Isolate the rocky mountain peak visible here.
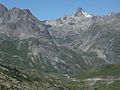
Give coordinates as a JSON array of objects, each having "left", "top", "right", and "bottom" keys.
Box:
[
  {"left": 9, "top": 7, "right": 32, "bottom": 17},
  {"left": 23, "top": 9, "right": 32, "bottom": 15},
  {"left": 75, "top": 7, "right": 83, "bottom": 12},
  {"left": 74, "top": 7, "right": 84, "bottom": 16},
  {"left": 0, "top": 3, "right": 7, "bottom": 10},
  {"left": 0, "top": 3, "right": 8, "bottom": 17},
  {"left": 74, "top": 7, "right": 93, "bottom": 18},
  {"left": 10, "top": 7, "right": 22, "bottom": 14}
]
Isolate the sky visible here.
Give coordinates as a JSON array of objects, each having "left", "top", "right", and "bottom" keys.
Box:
[{"left": 0, "top": 0, "right": 120, "bottom": 20}]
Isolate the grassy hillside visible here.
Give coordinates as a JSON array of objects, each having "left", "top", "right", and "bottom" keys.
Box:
[
  {"left": 94, "top": 80, "right": 120, "bottom": 90},
  {"left": 0, "top": 63, "right": 83, "bottom": 90},
  {"left": 75, "top": 64, "right": 120, "bottom": 79}
]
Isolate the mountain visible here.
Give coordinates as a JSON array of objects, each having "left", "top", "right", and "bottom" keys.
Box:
[
  {"left": 45, "top": 7, "right": 120, "bottom": 70},
  {"left": 0, "top": 3, "right": 120, "bottom": 90},
  {"left": 0, "top": 3, "right": 120, "bottom": 75}
]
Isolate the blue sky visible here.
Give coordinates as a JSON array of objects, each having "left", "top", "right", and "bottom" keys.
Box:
[{"left": 0, "top": 0, "right": 120, "bottom": 20}]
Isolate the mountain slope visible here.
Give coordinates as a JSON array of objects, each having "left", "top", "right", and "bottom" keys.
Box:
[
  {"left": 0, "top": 63, "right": 77, "bottom": 90},
  {"left": 47, "top": 11, "right": 120, "bottom": 64}
]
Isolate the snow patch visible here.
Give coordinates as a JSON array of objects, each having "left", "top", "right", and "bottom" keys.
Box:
[{"left": 82, "top": 11, "right": 93, "bottom": 18}]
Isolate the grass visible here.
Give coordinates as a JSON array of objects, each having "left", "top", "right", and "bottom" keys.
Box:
[
  {"left": 94, "top": 80, "right": 120, "bottom": 90},
  {"left": 74, "top": 64, "right": 120, "bottom": 79}
]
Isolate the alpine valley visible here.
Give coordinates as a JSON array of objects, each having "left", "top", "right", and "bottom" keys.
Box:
[{"left": 0, "top": 3, "right": 120, "bottom": 90}]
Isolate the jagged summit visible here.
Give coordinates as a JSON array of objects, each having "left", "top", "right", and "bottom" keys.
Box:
[
  {"left": 0, "top": 3, "right": 8, "bottom": 17},
  {"left": 45, "top": 7, "right": 93, "bottom": 26},
  {"left": 0, "top": 3, "right": 47, "bottom": 39},
  {"left": 0, "top": 3, "right": 7, "bottom": 10},
  {"left": 23, "top": 9, "right": 32, "bottom": 15},
  {"left": 9, "top": 7, "right": 33, "bottom": 17},
  {"left": 0, "top": 3, "right": 33, "bottom": 18},
  {"left": 74, "top": 7, "right": 84, "bottom": 14},
  {"left": 74, "top": 7, "right": 93, "bottom": 18}
]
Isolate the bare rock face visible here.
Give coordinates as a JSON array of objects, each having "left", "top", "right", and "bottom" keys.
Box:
[
  {"left": 0, "top": 4, "right": 49, "bottom": 39},
  {"left": 74, "top": 7, "right": 85, "bottom": 17},
  {"left": 0, "top": 4, "right": 8, "bottom": 17}
]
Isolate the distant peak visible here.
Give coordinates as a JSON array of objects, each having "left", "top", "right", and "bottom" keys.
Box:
[{"left": 74, "top": 7, "right": 93, "bottom": 18}]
